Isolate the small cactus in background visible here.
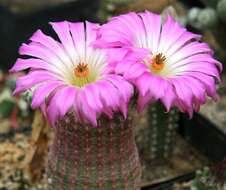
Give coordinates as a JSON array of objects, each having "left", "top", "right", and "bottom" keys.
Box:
[
  {"left": 191, "top": 168, "right": 226, "bottom": 190},
  {"left": 191, "top": 168, "right": 217, "bottom": 190},
  {"left": 187, "top": 7, "right": 217, "bottom": 30},
  {"left": 190, "top": 158, "right": 226, "bottom": 190},
  {"left": 147, "top": 103, "right": 179, "bottom": 160},
  {"left": 185, "top": 0, "right": 226, "bottom": 63},
  {"left": 141, "top": 7, "right": 181, "bottom": 161},
  {"left": 197, "top": 8, "right": 217, "bottom": 29},
  {"left": 217, "top": 0, "right": 226, "bottom": 22},
  {"left": 187, "top": 0, "right": 226, "bottom": 26}
]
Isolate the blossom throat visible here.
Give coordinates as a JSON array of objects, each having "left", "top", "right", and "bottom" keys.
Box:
[
  {"left": 71, "top": 63, "right": 97, "bottom": 88},
  {"left": 74, "top": 63, "right": 89, "bottom": 78},
  {"left": 151, "top": 53, "right": 166, "bottom": 73}
]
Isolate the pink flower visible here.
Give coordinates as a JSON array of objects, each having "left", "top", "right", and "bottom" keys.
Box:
[
  {"left": 10, "top": 21, "right": 134, "bottom": 127},
  {"left": 96, "top": 11, "right": 222, "bottom": 117}
]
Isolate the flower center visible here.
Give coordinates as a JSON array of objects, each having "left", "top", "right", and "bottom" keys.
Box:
[
  {"left": 151, "top": 53, "right": 166, "bottom": 73},
  {"left": 74, "top": 63, "right": 89, "bottom": 78},
  {"left": 71, "top": 63, "right": 97, "bottom": 88}
]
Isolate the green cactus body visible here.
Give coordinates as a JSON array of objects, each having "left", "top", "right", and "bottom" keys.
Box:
[
  {"left": 217, "top": 0, "right": 226, "bottom": 22},
  {"left": 191, "top": 168, "right": 226, "bottom": 190},
  {"left": 147, "top": 103, "right": 179, "bottom": 160},
  {"left": 47, "top": 113, "right": 141, "bottom": 190},
  {"left": 188, "top": 8, "right": 217, "bottom": 30}
]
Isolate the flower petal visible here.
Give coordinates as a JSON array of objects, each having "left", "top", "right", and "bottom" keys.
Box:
[
  {"left": 139, "top": 11, "right": 162, "bottom": 53},
  {"left": 50, "top": 21, "right": 78, "bottom": 62},
  {"left": 31, "top": 81, "right": 64, "bottom": 109},
  {"left": 13, "top": 71, "right": 60, "bottom": 94}
]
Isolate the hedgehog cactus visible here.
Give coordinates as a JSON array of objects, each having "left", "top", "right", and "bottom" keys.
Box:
[
  {"left": 10, "top": 21, "right": 141, "bottom": 189},
  {"left": 217, "top": 0, "right": 226, "bottom": 22},
  {"left": 147, "top": 104, "right": 179, "bottom": 160},
  {"left": 10, "top": 10, "right": 221, "bottom": 190},
  {"left": 47, "top": 114, "right": 141, "bottom": 190}
]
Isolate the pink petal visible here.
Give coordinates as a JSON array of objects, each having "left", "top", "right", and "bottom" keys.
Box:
[
  {"left": 124, "top": 62, "right": 148, "bottom": 80},
  {"left": 176, "top": 62, "right": 220, "bottom": 81},
  {"left": 166, "top": 31, "right": 201, "bottom": 57},
  {"left": 46, "top": 86, "right": 78, "bottom": 127},
  {"left": 69, "top": 22, "right": 86, "bottom": 61},
  {"left": 115, "top": 60, "right": 134, "bottom": 75},
  {"left": 182, "top": 72, "right": 218, "bottom": 101},
  {"left": 135, "top": 72, "right": 152, "bottom": 96},
  {"left": 79, "top": 90, "right": 98, "bottom": 126},
  {"left": 139, "top": 11, "right": 161, "bottom": 52},
  {"left": 83, "top": 84, "right": 103, "bottom": 112},
  {"left": 95, "top": 80, "right": 118, "bottom": 109},
  {"left": 31, "top": 81, "right": 64, "bottom": 109},
  {"left": 160, "top": 82, "right": 177, "bottom": 111},
  {"left": 30, "top": 29, "right": 72, "bottom": 65},
  {"left": 180, "top": 76, "right": 206, "bottom": 105},
  {"left": 137, "top": 94, "right": 153, "bottom": 112},
  {"left": 170, "top": 78, "right": 194, "bottom": 113},
  {"left": 107, "top": 48, "right": 129, "bottom": 66},
  {"left": 9, "top": 58, "right": 61, "bottom": 75},
  {"left": 85, "top": 21, "right": 100, "bottom": 45},
  {"left": 19, "top": 42, "right": 70, "bottom": 73},
  {"left": 168, "top": 42, "right": 213, "bottom": 65},
  {"left": 50, "top": 21, "right": 77, "bottom": 61},
  {"left": 13, "top": 71, "right": 59, "bottom": 94},
  {"left": 106, "top": 75, "right": 134, "bottom": 103},
  {"left": 97, "top": 12, "right": 145, "bottom": 47}
]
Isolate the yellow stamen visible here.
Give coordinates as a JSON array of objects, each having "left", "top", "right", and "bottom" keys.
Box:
[
  {"left": 74, "top": 63, "right": 89, "bottom": 78},
  {"left": 151, "top": 53, "right": 166, "bottom": 73}
]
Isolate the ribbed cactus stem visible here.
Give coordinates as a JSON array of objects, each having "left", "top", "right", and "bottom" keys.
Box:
[
  {"left": 47, "top": 113, "right": 141, "bottom": 190},
  {"left": 217, "top": 0, "right": 226, "bottom": 22},
  {"left": 148, "top": 103, "right": 179, "bottom": 160}
]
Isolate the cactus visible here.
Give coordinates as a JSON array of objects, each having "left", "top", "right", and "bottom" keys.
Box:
[
  {"left": 187, "top": 7, "right": 217, "bottom": 30},
  {"left": 47, "top": 113, "right": 141, "bottom": 190},
  {"left": 186, "top": 3, "right": 226, "bottom": 63},
  {"left": 198, "top": 8, "right": 217, "bottom": 29},
  {"left": 146, "top": 103, "right": 179, "bottom": 160},
  {"left": 135, "top": 7, "right": 181, "bottom": 161},
  {"left": 191, "top": 167, "right": 226, "bottom": 190},
  {"left": 186, "top": 0, "right": 226, "bottom": 53},
  {"left": 190, "top": 158, "right": 226, "bottom": 190},
  {"left": 217, "top": 0, "right": 226, "bottom": 22}
]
